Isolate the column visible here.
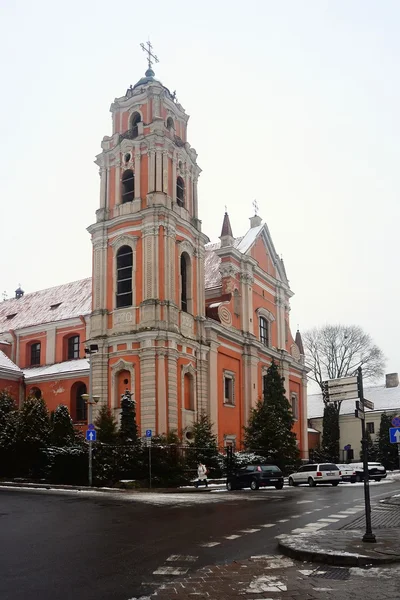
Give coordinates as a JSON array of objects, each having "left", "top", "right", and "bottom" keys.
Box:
[
  {"left": 134, "top": 147, "right": 141, "bottom": 199},
  {"left": 185, "top": 167, "right": 190, "bottom": 212},
  {"left": 157, "top": 350, "right": 167, "bottom": 434},
  {"left": 46, "top": 327, "right": 56, "bottom": 364},
  {"left": 140, "top": 347, "right": 157, "bottom": 434},
  {"left": 208, "top": 340, "right": 219, "bottom": 437},
  {"left": 162, "top": 151, "right": 168, "bottom": 194},
  {"left": 243, "top": 347, "right": 259, "bottom": 423},
  {"left": 156, "top": 150, "right": 162, "bottom": 191},
  {"left": 115, "top": 164, "right": 121, "bottom": 205},
  {"left": 142, "top": 224, "right": 158, "bottom": 299},
  {"left": 172, "top": 155, "right": 177, "bottom": 202},
  {"left": 164, "top": 225, "right": 176, "bottom": 302},
  {"left": 99, "top": 167, "right": 107, "bottom": 208},
  {"left": 148, "top": 149, "right": 155, "bottom": 193},
  {"left": 168, "top": 347, "right": 178, "bottom": 431},
  {"left": 193, "top": 175, "right": 198, "bottom": 218}
]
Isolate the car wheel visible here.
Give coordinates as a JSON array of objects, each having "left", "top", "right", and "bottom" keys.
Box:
[
  {"left": 331, "top": 481, "right": 339, "bottom": 486},
  {"left": 288, "top": 477, "right": 294, "bottom": 486},
  {"left": 374, "top": 478, "right": 380, "bottom": 482},
  {"left": 308, "top": 477, "right": 316, "bottom": 487},
  {"left": 226, "top": 481, "right": 234, "bottom": 491},
  {"left": 250, "top": 479, "right": 259, "bottom": 491},
  {"left": 275, "top": 483, "right": 284, "bottom": 490},
  {"left": 355, "top": 473, "right": 362, "bottom": 483}
]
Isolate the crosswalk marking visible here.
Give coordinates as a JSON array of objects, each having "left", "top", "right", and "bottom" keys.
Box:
[
  {"left": 318, "top": 518, "right": 339, "bottom": 523},
  {"left": 225, "top": 534, "right": 241, "bottom": 540},
  {"left": 166, "top": 555, "right": 198, "bottom": 562},
  {"left": 239, "top": 528, "right": 261, "bottom": 533},
  {"left": 200, "top": 542, "right": 220, "bottom": 547},
  {"left": 277, "top": 519, "right": 289, "bottom": 523},
  {"left": 153, "top": 566, "right": 189, "bottom": 575},
  {"left": 260, "top": 523, "right": 276, "bottom": 528}
]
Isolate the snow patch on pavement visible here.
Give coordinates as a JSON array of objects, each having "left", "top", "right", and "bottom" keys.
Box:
[{"left": 246, "top": 574, "right": 287, "bottom": 593}]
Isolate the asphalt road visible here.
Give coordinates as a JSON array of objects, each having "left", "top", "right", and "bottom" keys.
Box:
[{"left": 1, "top": 479, "right": 399, "bottom": 600}]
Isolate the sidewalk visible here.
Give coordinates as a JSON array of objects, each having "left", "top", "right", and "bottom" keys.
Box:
[
  {"left": 0, "top": 480, "right": 224, "bottom": 494},
  {"left": 142, "top": 554, "right": 400, "bottom": 600}
]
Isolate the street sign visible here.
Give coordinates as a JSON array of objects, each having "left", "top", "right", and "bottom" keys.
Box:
[
  {"left": 325, "top": 376, "right": 358, "bottom": 388},
  {"left": 322, "top": 376, "right": 359, "bottom": 403},
  {"left": 362, "top": 398, "right": 375, "bottom": 411},
  {"left": 355, "top": 409, "right": 365, "bottom": 420},
  {"left": 145, "top": 429, "right": 152, "bottom": 438},
  {"left": 325, "top": 390, "right": 359, "bottom": 402},
  {"left": 344, "top": 444, "right": 352, "bottom": 451},
  {"left": 392, "top": 417, "right": 400, "bottom": 427},
  {"left": 389, "top": 428, "right": 400, "bottom": 444},
  {"left": 86, "top": 429, "right": 97, "bottom": 442},
  {"left": 146, "top": 437, "right": 152, "bottom": 447},
  {"left": 88, "top": 423, "right": 95, "bottom": 430}
]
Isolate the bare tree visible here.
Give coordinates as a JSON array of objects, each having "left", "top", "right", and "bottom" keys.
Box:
[{"left": 304, "top": 324, "right": 385, "bottom": 398}]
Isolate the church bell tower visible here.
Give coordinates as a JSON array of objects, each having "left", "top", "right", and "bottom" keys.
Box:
[{"left": 88, "top": 43, "right": 210, "bottom": 436}]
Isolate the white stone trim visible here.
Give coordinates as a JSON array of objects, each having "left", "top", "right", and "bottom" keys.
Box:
[
  {"left": 255, "top": 307, "right": 276, "bottom": 322},
  {"left": 110, "top": 359, "right": 135, "bottom": 411},
  {"left": 223, "top": 369, "right": 235, "bottom": 406}
]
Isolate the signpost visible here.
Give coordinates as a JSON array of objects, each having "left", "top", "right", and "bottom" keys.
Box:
[
  {"left": 86, "top": 429, "right": 97, "bottom": 442},
  {"left": 389, "top": 424, "right": 400, "bottom": 470},
  {"left": 323, "top": 367, "right": 376, "bottom": 543},
  {"left": 146, "top": 429, "right": 152, "bottom": 488}
]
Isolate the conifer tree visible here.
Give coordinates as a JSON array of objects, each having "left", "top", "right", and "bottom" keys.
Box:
[
  {"left": 0, "top": 390, "right": 17, "bottom": 430},
  {"left": 50, "top": 405, "right": 76, "bottom": 447},
  {"left": 322, "top": 403, "right": 340, "bottom": 462},
  {"left": 95, "top": 404, "right": 118, "bottom": 444},
  {"left": 244, "top": 361, "right": 299, "bottom": 470},
  {"left": 0, "top": 391, "right": 18, "bottom": 476},
  {"left": 119, "top": 390, "right": 139, "bottom": 444},
  {"left": 376, "top": 412, "right": 398, "bottom": 470},
  {"left": 15, "top": 396, "right": 50, "bottom": 476},
  {"left": 188, "top": 412, "right": 220, "bottom": 475}
]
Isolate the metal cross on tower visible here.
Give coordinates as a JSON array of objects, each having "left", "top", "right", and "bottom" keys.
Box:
[
  {"left": 140, "top": 40, "right": 159, "bottom": 70},
  {"left": 252, "top": 199, "right": 259, "bottom": 215}
]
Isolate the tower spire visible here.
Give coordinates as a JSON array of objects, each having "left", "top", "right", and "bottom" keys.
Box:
[{"left": 220, "top": 211, "right": 234, "bottom": 247}]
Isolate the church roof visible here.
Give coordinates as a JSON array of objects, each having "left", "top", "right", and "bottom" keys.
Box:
[
  {"left": 0, "top": 350, "right": 23, "bottom": 376},
  {"left": 0, "top": 278, "right": 92, "bottom": 334},
  {"left": 23, "top": 358, "right": 89, "bottom": 381},
  {"left": 205, "top": 238, "right": 243, "bottom": 289}
]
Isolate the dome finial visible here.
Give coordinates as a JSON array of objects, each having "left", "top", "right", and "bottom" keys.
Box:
[{"left": 140, "top": 39, "right": 159, "bottom": 76}]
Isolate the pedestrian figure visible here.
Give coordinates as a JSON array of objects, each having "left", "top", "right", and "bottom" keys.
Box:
[{"left": 195, "top": 462, "right": 208, "bottom": 488}]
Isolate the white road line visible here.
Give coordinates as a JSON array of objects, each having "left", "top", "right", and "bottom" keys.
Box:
[
  {"left": 239, "top": 528, "right": 261, "bottom": 533},
  {"left": 277, "top": 519, "right": 289, "bottom": 523},
  {"left": 329, "top": 514, "right": 350, "bottom": 519},
  {"left": 304, "top": 523, "right": 328, "bottom": 529},
  {"left": 314, "top": 508, "right": 323, "bottom": 511},
  {"left": 291, "top": 528, "right": 310, "bottom": 533},
  {"left": 153, "top": 566, "right": 189, "bottom": 575},
  {"left": 296, "top": 500, "right": 314, "bottom": 504},
  {"left": 304, "top": 511, "right": 313, "bottom": 515},
  {"left": 225, "top": 534, "right": 241, "bottom": 540},
  {"left": 166, "top": 555, "right": 198, "bottom": 562},
  {"left": 323, "top": 505, "right": 331, "bottom": 509},
  {"left": 260, "top": 523, "right": 276, "bottom": 528},
  {"left": 318, "top": 518, "right": 340, "bottom": 523},
  {"left": 199, "top": 542, "right": 220, "bottom": 547},
  {"left": 290, "top": 514, "right": 301, "bottom": 518},
  {"left": 340, "top": 509, "right": 361, "bottom": 514}
]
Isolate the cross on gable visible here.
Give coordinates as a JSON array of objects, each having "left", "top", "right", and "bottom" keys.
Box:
[
  {"left": 140, "top": 40, "right": 159, "bottom": 70},
  {"left": 252, "top": 199, "right": 259, "bottom": 215}
]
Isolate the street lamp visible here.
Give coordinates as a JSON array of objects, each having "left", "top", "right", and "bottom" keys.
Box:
[{"left": 82, "top": 343, "right": 99, "bottom": 486}]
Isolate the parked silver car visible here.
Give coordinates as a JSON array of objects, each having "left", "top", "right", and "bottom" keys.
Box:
[{"left": 288, "top": 463, "right": 341, "bottom": 487}]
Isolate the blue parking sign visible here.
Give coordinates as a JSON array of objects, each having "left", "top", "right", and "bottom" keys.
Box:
[{"left": 146, "top": 429, "right": 152, "bottom": 438}]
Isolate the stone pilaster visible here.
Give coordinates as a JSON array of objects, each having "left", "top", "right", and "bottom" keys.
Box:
[
  {"left": 240, "top": 273, "right": 254, "bottom": 334},
  {"left": 115, "top": 164, "right": 121, "bottom": 205},
  {"left": 46, "top": 327, "right": 56, "bottom": 364},
  {"left": 162, "top": 151, "right": 168, "bottom": 194},
  {"left": 208, "top": 339, "right": 219, "bottom": 437},
  {"left": 99, "top": 167, "right": 107, "bottom": 208},
  {"left": 139, "top": 346, "right": 156, "bottom": 434},
  {"left": 196, "top": 346, "right": 209, "bottom": 415},
  {"left": 243, "top": 345, "right": 259, "bottom": 423},
  {"left": 164, "top": 224, "right": 176, "bottom": 302},
  {"left": 172, "top": 154, "right": 177, "bottom": 203},
  {"left": 134, "top": 147, "right": 141, "bottom": 199},
  {"left": 157, "top": 350, "right": 167, "bottom": 434},
  {"left": 301, "top": 376, "right": 309, "bottom": 456},
  {"left": 167, "top": 347, "right": 178, "bottom": 431},
  {"left": 91, "top": 349, "right": 109, "bottom": 420},
  {"left": 142, "top": 223, "right": 158, "bottom": 300},
  {"left": 156, "top": 150, "right": 162, "bottom": 191},
  {"left": 148, "top": 149, "right": 155, "bottom": 193}
]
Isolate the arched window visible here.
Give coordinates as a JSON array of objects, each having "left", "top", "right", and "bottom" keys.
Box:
[
  {"left": 116, "top": 245, "right": 133, "bottom": 308},
  {"left": 67, "top": 335, "right": 80, "bottom": 360},
  {"left": 30, "top": 342, "right": 41, "bottom": 366},
  {"left": 166, "top": 116, "right": 174, "bottom": 130},
  {"left": 130, "top": 112, "right": 141, "bottom": 138},
  {"left": 259, "top": 317, "right": 269, "bottom": 346},
  {"left": 121, "top": 170, "right": 135, "bottom": 203},
  {"left": 176, "top": 176, "right": 185, "bottom": 207},
  {"left": 30, "top": 386, "right": 42, "bottom": 400},
  {"left": 75, "top": 383, "right": 87, "bottom": 422},
  {"left": 180, "top": 252, "right": 192, "bottom": 313},
  {"left": 184, "top": 373, "right": 195, "bottom": 411}
]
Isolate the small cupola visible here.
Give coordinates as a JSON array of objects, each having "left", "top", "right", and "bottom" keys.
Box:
[{"left": 15, "top": 285, "right": 24, "bottom": 299}]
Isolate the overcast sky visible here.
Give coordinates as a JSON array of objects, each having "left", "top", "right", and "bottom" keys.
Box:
[{"left": 1, "top": 1, "right": 399, "bottom": 381}]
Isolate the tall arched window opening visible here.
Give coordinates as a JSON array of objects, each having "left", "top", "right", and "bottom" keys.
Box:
[
  {"left": 67, "top": 335, "right": 80, "bottom": 360},
  {"left": 116, "top": 246, "right": 133, "bottom": 308},
  {"left": 75, "top": 383, "right": 87, "bottom": 422},
  {"left": 121, "top": 170, "right": 135, "bottom": 203},
  {"left": 259, "top": 317, "right": 269, "bottom": 346},
  {"left": 166, "top": 116, "right": 174, "bottom": 130},
  {"left": 130, "top": 112, "right": 141, "bottom": 138},
  {"left": 176, "top": 176, "right": 185, "bottom": 207},
  {"left": 180, "top": 252, "right": 192, "bottom": 313},
  {"left": 30, "top": 342, "right": 41, "bottom": 366},
  {"left": 184, "top": 373, "right": 195, "bottom": 411}
]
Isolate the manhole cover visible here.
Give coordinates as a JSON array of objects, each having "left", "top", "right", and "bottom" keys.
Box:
[{"left": 312, "top": 567, "right": 350, "bottom": 580}]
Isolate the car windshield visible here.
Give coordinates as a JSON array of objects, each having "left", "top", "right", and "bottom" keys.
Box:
[
  {"left": 260, "top": 466, "right": 281, "bottom": 473},
  {"left": 319, "top": 464, "right": 339, "bottom": 471}
]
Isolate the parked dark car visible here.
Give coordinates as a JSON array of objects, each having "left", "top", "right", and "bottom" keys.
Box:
[
  {"left": 226, "top": 464, "right": 284, "bottom": 491},
  {"left": 352, "top": 462, "right": 387, "bottom": 482}
]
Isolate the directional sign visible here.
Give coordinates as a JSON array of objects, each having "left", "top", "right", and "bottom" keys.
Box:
[
  {"left": 362, "top": 398, "right": 375, "bottom": 411},
  {"left": 326, "top": 390, "right": 359, "bottom": 402},
  {"left": 390, "top": 428, "right": 400, "bottom": 444},
  {"left": 88, "top": 423, "right": 95, "bottom": 430},
  {"left": 86, "top": 429, "right": 97, "bottom": 442},
  {"left": 325, "top": 376, "right": 358, "bottom": 388},
  {"left": 392, "top": 417, "right": 400, "bottom": 427},
  {"left": 145, "top": 429, "right": 152, "bottom": 438},
  {"left": 146, "top": 437, "right": 152, "bottom": 447}
]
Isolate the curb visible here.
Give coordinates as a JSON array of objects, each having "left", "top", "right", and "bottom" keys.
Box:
[
  {"left": 278, "top": 539, "right": 400, "bottom": 567},
  {"left": 0, "top": 481, "right": 222, "bottom": 494}
]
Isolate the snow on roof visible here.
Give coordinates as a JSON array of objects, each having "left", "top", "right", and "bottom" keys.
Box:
[
  {"left": 236, "top": 224, "right": 263, "bottom": 254},
  {"left": 23, "top": 358, "right": 89, "bottom": 381},
  {"left": 308, "top": 427, "right": 320, "bottom": 434},
  {"left": 308, "top": 383, "right": 400, "bottom": 419},
  {"left": 0, "top": 350, "right": 23, "bottom": 375},
  {"left": 0, "top": 278, "right": 92, "bottom": 333}
]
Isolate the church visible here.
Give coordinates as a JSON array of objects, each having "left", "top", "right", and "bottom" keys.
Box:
[{"left": 0, "top": 47, "right": 308, "bottom": 452}]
